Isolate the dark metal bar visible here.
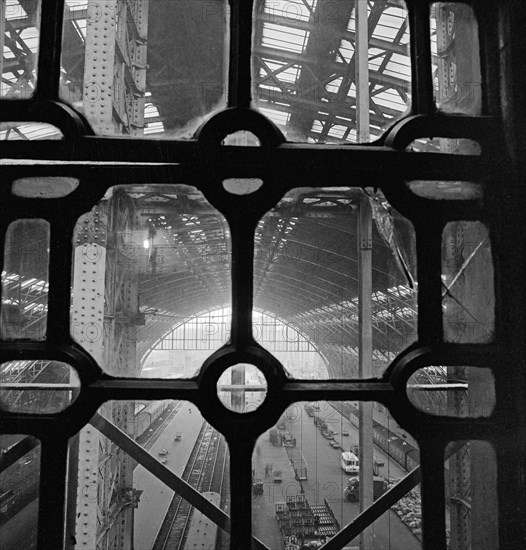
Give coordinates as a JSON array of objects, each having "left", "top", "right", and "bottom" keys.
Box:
[
  {"left": 0, "top": 435, "right": 40, "bottom": 473},
  {"left": 416, "top": 222, "right": 444, "bottom": 341},
  {"left": 228, "top": 436, "right": 255, "bottom": 549},
  {"left": 229, "top": 219, "right": 255, "bottom": 346},
  {"left": 0, "top": 144, "right": 491, "bottom": 186},
  {"left": 228, "top": 0, "right": 255, "bottom": 107},
  {"left": 409, "top": 0, "right": 434, "bottom": 113},
  {"left": 35, "top": 0, "right": 65, "bottom": 99},
  {"left": 421, "top": 446, "right": 447, "bottom": 550},
  {"left": 46, "top": 220, "right": 74, "bottom": 343},
  {"left": 37, "top": 436, "right": 68, "bottom": 550}
]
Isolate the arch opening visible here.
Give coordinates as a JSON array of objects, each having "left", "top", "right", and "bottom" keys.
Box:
[{"left": 140, "top": 307, "right": 330, "bottom": 379}]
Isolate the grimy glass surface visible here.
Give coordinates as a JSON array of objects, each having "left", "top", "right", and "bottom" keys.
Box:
[
  {"left": 70, "top": 400, "right": 229, "bottom": 550},
  {"left": 60, "top": 0, "right": 228, "bottom": 138},
  {"left": 0, "top": 435, "right": 40, "bottom": 550},
  {"left": 442, "top": 221, "right": 494, "bottom": 343},
  {"left": 1, "top": 219, "right": 49, "bottom": 341},
  {"left": 0, "top": 121, "right": 63, "bottom": 140},
  {"left": 406, "top": 138, "right": 482, "bottom": 200},
  {"left": 1, "top": 0, "right": 41, "bottom": 99},
  {"left": 0, "top": 360, "right": 80, "bottom": 414},
  {"left": 253, "top": 402, "right": 421, "bottom": 549},
  {"left": 217, "top": 364, "right": 267, "bottom": 413},
  {"left": 445, "top": 441, "right": 497, "bottom": 549},
  {"left": 252, "top": 0, "right": 411, "bottom": 143},
  {"left": 407, "top": 366, "right": 495, "bottom": 418},
  {"left": 431, "top": 3, "right": 481, "bottom": 115},
  {"left": 254, "top": 188, "right": 417, "bottom": 378},
  {"left": 11, "top": 176, "right": 79, "bottom": 198},
  {"left": 70, "top": 185, "right": 231, "bottom": 378}
]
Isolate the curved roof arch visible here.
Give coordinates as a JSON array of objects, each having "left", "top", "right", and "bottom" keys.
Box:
[{"left": 139, "top": 306, "right": 330, "bottom": 377}]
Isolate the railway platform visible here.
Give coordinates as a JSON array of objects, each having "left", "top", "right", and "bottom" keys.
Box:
[
  {"left": 252, "top": 431, "right": 304, "bottom": 550},
  {"left": 133, "top": 403, "right": 203, "bottom": 550},
  {"left": 183, "top": 492, "right": 221, "bottom": 550}
]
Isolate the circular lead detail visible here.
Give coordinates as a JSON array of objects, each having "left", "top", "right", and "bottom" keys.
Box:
[
  {"left": 196, "top": 107, "right": 286, "bottom": 150},
  {"left": 197, "top": 345, "right": 287, "bottom": 435},
  {"left": 217, "top": 364, "right": 268, "bottom": 413}
]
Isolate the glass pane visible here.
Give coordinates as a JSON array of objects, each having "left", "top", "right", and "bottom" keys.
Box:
[
  {"left": 0, "top": 122, "right": 62, "bottom": 140},
  {"left": 407, "top": 138, "right": 482, "bottom": 200},
  {"left": 1, "top": 1, "right": 41, "bottom": 99},
  {"left": 1, "top": 219, "right": 49, "bottom": 340},
  {"left": 442, "top": 222, "right": 494, "bottom": 343},
  {"left": 252, "top": 0, "right": 411, "bottom": 142},
  {"left": 0, "top": 360, "right": 80, "bottom": 413},
  {"left": 431, "top": 3, "right": 482, "bottom": 115},
  {"left": 222, "top": 177, "right": 264, "bottom": 196},
  {"left": 0, "top": 435, "right": 40, "bottom": 550},
  {"left": 69, "top": 400, "right": 229, "bottom": 550},
  {"left": 446, "top": 441, "right": 497, "bottom": 549},
  {"left": 61, "top": 0, "right": 228, "bottom": 137},
  {"left": 407, "top": 181, "right": 482, "bottom": 201},
  {"left": 407, "top": 138, "right": 481, "bottom": 155},
  {"left": 407, "top": 366, "right": 495, "bottom": 417},
  {"left": 253, "top": 402, "right": 421, "bottom": 548},
  {"left": 217, "top": 364, "right": 267, "bottom": 413},
  {"left": 11, "top": 176, "right": 79, "bottom": 198},
  {"left": 254, "top": 188, "right": 417, "bottom": 378},
  {"left": 71, "top": 185, "right": 231, "bottom": 377}
]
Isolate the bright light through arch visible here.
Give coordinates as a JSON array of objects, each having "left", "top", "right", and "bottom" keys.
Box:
[{"left": 140, "top": 307, "right": 329, "bottom": 379}]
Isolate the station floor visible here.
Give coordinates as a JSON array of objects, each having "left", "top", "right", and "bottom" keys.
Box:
[{"left": 252, "top": 402, "right": 421, "bottom": 550}]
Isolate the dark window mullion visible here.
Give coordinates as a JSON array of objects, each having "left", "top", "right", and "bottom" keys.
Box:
[
  {"left": 420, "top": 443, "right": 447, "bottom": 550},
  {"left": 35, "top": 0, "right": 65, "bottom": 100},
  {"left": 229, "top": 218, "right": 256, "bottom": 347},
  {"left": 408, "top": 0, "right": 435, "bottom": 114},
  {"left": 416, "top": 221, "right": 443, "bottom": 341},
  {"left": 37, "top": 435, "right": 69, "bottom": 550},
  {"left": 229, "top": 436, "right": 255, "bottom": 549},
  {"left": 47, "top": 219, "right": 74, "bottom": 343},
  {"left": 228, "top": 0, "right": 255, "bottom": 108}
]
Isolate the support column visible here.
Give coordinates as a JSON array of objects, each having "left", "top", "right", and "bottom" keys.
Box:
[
  {"left": 355, "top": 0, "right": 370, "bottom": 144},
  {"left": 356, "top": 2, "right": 374, "bottom": 548},
  {"left": 71, "top": 194, "right": 142, "bottom": 550},
  {"left": 69, "top": 3, "right": 149, "bottom": 547},
  {"left": 71, "top": 208, "right": 108, "bottom": 550},
  {"left": 358, "top": 195, "right": 374, "bottom": 550},
  {"left": 0, "top": 0, "right": 5, "bottom": 83},
  {"left": 83, "top": 0, "right": 118, "bottom": 134}
]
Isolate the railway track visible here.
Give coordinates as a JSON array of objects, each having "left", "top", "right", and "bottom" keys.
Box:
[{"left": 152, "top": 421, "right": 228, "bottom": 550}]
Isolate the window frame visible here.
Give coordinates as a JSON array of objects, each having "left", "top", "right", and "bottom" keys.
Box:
[{"left": 1, "top": 1, "right": 524, "bottom": 550}]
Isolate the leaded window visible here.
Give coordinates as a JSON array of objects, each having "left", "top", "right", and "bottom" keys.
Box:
[{"left": 1, "top": 1, "right": 524, "bottom": 550}]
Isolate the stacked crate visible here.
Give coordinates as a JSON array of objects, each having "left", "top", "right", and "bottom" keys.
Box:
[{"left": 275, "top": 495, "right": 339, "bottom": 540}]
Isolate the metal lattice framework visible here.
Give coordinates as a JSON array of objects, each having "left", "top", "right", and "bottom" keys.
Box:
[{"left": 252, "top": 0, "right": 411, "bottom": 142}]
